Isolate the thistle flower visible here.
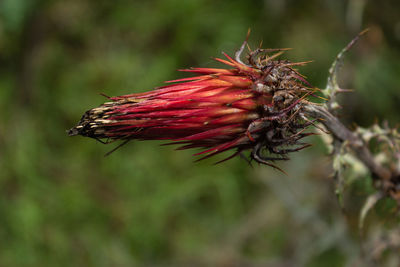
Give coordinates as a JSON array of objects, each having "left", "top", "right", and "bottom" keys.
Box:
[{"left": 69, "top": 40, "right": 316, "bottom": 170}]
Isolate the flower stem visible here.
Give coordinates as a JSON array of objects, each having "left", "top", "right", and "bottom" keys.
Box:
[{"left": 304, "top": 104, "right": 394, "bottom": 190}]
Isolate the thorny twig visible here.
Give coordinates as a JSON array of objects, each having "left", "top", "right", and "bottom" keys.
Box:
[
  {"left": 303, "top": 31, "right": 400, "bottom": 208},
  {"left": 304, "top": 105, "right": 392, "bottom": 181}
]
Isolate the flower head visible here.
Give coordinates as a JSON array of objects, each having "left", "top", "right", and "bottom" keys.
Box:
[{"left": 69, "top": 42, "right": 316, "bottom": 169}]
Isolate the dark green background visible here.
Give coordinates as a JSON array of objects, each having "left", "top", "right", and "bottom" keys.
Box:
[{"left": 1, "top": 0, "right": 399, "bottom": 266}]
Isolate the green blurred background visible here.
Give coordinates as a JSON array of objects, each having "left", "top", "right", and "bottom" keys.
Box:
[{"left": 0, "top": 0, "right": 399, "bottom": 266}]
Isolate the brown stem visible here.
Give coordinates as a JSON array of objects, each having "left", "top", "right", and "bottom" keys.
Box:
[{"left": 303, "top": 105, "right": 392, "bottom": 183}]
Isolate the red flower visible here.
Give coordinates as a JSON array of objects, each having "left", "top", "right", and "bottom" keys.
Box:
[{"left": 69, "top": 44, "right": 315, "bottom": 170}]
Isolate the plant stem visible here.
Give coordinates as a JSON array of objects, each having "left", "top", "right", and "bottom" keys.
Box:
[{"left": 304, "top": 104, "right": 392, "bottom": 184}]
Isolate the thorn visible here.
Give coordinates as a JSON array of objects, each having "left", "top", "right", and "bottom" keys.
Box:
[
  {"left": 235, "top": 29, "right": 252, "bottom": 66},
  {"left": 246, "top": 28, "right": 251, "bottom": 39},
  {"left": 213, "top": 150, "right": 241, "bottom": 165},
  {"left": 246, "top": 43, "right": 252, "bottom": 52},
  {"left": 239, "top": 152, "right": 253, "bottom": 168},
  {"left": 100, "top": 93, "right": 111, "bottom": 99},
  {"left": 263, "top": 48, "right": 292, "bottom": 52},
  {"left": 312, "top": 94, "right": 329, "bottom": 101},
  {"left": 104, "top": 139, "right": 130, "bottom": 157},
  {"left": 264, "top": 51, "right": 285, "bottom": 62},
  {"left": 345, "top": 28, "right": 370, "bottom": 52},
  {"left": 282, "top": 60, "right": 313, "bottom": 67}
]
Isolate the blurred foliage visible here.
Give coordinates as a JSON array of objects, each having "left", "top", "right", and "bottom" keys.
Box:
[{"left": 0, "top": 0, "right": 400, "bottom": 266}]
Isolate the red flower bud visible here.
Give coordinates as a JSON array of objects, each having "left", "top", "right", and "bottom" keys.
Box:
[{"left": 69, "top": 44, "right": 316, "bottom": 170}]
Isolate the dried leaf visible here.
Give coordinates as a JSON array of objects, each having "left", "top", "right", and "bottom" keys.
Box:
[{"left": 359, "top": 192, "right": 383, "bottom": 230}]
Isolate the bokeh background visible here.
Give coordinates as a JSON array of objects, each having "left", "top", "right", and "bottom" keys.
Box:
[{"left": 1, "top": 0, "right": 399, "bottom": 266}]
